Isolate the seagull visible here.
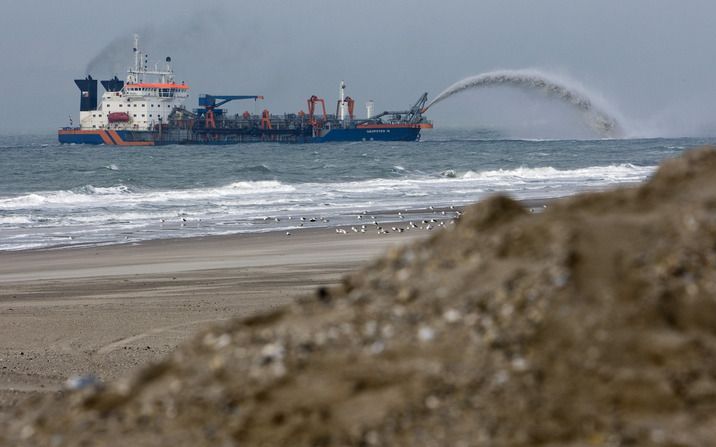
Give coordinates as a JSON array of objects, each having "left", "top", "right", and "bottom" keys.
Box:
[
  {"left": 286, "top": 231, "right": 291, "bottom": 236},
  {"left": 274, "top": 217, "right": 280, "bottom": 222}
]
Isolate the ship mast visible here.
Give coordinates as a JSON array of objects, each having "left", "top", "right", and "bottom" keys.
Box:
[{"left": 133, "top": 34, "right": 140, "bottom": 73}]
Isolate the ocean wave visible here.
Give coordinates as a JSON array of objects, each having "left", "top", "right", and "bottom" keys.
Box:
[
  {"left": 0, "top": 180, "right": 297, "bottom": 210},
  {"left": 0, "top": 215, "right": 33, "bottom": 225},
  {"left": 0, "top": 164, "right": 655, "bottom": 213},
  {"left": 461, "top": 164, "right": 653, "bottom": 181},
  {"left": 239, "top": 164, "right": 272, "bottom": 173}
]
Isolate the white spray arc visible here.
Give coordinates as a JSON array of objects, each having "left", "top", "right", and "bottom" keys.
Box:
[{"left": 425, "top": 69, "right": 623, "bottom": 138}]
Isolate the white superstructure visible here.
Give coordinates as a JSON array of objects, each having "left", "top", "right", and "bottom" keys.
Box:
[{"left": 79, "top": 35, "right": 189, "bottom": 131}]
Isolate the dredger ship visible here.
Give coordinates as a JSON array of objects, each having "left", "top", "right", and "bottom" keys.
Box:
[{"left": 58, "top": 36, "right": 432, "bottom": 145}]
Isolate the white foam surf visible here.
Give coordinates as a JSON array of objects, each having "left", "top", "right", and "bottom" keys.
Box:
[{"left": 0, "top": 164, "right": 656, "bottom": 250}]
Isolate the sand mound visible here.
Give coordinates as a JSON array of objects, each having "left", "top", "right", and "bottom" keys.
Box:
[{"left": 5, "top": 148, "right": 716, "bottom": 446}]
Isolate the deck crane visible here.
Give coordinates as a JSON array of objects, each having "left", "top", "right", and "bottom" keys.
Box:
[
  {"left": 307, "top": 95, "right": 327, "bottom": 127},
  {"left": 199, "top": 94, "right": 264, "bottom": 128}
]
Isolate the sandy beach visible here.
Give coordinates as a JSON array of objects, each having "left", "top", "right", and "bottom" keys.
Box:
[{"left": 0, "top": 227, "right": 422, "bottom": 410}]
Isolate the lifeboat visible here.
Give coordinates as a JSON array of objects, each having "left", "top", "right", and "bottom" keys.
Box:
[{"left": 107, "top": 112, "right": 130, "bottom": 123}]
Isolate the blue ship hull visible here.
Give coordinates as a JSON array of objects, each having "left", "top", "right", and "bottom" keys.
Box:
[
  {"left": 313, "top": 127, "right": 421, "bottom": 142},
  {"left": 58, "top": 126, "right": 424, "bottom": 145}
]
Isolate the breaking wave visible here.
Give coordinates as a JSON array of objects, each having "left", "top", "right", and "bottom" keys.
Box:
[{"left": 0, "top": 165, "right": 654, "bottom": 212}]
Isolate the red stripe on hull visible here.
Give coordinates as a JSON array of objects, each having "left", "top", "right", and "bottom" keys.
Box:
[{"left": 57, "top": 129, "right": 154, "bottom": 146}]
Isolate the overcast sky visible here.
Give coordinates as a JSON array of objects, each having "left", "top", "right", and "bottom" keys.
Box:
[{"left": 2, "top": 0, "right": 716, "bottom": 137}]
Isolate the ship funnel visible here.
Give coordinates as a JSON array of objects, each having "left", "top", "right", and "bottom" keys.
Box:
[
  {"left": 100, "top": 76, "right": 124, "bottom": 93},
  {"left": 74, "top": 75, "right": 98, "bottom": 111}
]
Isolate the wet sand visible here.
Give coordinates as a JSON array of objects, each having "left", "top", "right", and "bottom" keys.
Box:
[{"left": 0, "top": 227, "right": 422, "bottom": 410}]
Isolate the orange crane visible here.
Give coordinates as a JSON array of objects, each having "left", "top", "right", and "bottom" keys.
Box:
[{"left": 307, "top": 95, "right": 327, "bottom": 127}]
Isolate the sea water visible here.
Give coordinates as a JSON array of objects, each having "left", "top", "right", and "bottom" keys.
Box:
[{"left": 0, "top": 130, "right": 707, "bottom": 251}]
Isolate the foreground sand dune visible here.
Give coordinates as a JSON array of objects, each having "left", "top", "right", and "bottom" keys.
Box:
[{"left": 4, "top": 148, "right": 716, "bottom": 446}]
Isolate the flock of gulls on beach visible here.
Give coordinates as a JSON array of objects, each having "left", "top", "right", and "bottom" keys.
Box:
[
  {"left": 277, "top": 206, "right": 464, "bottom": 237},
  {"left": 151, "top": 206, "right": 464, "bottom": 238},
  {"left": 151, "top": 204, "right": 547, "bottom": 240}
]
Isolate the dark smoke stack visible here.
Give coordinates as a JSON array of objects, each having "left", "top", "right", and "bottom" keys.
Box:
[
  {"left": 74, "top": 75, "right": 98, "bottom": 111},
  {"left": 101, "top": 76, "right": 124, "bottom": 92}
]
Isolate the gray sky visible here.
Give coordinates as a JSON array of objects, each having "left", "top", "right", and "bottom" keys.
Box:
[{"left": 2, "top": 0, "right": 716, "bottom": 137}]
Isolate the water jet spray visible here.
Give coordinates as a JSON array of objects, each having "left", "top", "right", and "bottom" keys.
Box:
[{"left": 424, "top": 69, "right": 623, "bottom": 138}]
